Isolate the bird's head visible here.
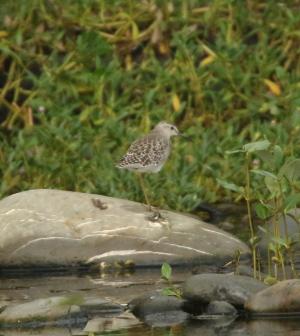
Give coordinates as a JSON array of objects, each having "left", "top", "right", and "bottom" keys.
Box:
[{"left": 154, "top": 121, "right": 181, "bottom": 138}]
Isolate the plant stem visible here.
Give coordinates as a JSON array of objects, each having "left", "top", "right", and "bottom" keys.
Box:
[
  {"left": 267, "top": 246, "right": 271, "bottom": 277},
  {"left": 282, "top": 213, "right": 297, "bottom": 278},
  {"left": 245, "top": 152, "right": 257, "bottom": 279}
]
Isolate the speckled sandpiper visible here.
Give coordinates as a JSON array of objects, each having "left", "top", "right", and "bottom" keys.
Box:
[{"left": 116, "top": 121, "right": 182, "bottom": 211}]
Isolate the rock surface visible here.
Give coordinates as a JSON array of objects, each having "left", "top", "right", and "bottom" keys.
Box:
[
  {"left": 0, "top": 294, "right": 123, "bottom": 325},
  {"left": 245, "top": 279, "right": 300, "bottom": 314},
  {"left": 0, "top": 296, "right": 79, "bottom": 323},
  {"left": 205, "top": 300, "right": 237, "bottom": 316},
  {"left": 83, "top": 312, "right": 139, "bottom": 333},
  {"left": 185, "top": 318, "right": 300, "bottom": 336},
  {"left": 182, "top": 273, "right": 266, "bottom": 307},
  {"left": 0, "top": 189, "right": 250, "bottom": 267},
  {"left": 128, "top": 291, "right": 189, "bottom": 326},
  {"left": 128, "top": 291, "right": 184, "bottom": 317}
]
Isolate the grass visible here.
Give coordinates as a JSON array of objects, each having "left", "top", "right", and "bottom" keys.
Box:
[{"left": 1, "top": 0, "right": 300, "bottom": 213}]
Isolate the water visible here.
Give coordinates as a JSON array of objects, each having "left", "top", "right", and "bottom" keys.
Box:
[{"left": 1, "top": 269, "right": 300, "bottom": 335}]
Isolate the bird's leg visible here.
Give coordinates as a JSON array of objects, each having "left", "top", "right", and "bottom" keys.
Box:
[
  {"left": 137, "top": 173, "right": 152, "bottom": 211},
  {"left": 136, "top": 174, "right": 169, "bottom": 228}
]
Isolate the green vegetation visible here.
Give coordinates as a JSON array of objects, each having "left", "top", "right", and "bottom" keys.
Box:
[
  {"left": 222, "top": 141, "right": 300, "bottom": 281},
  {"left": 1, "top": 0, "right": 300, "bottom": 215},
  {"left": 161, "top": 262, "right": 181, "bottom": 297}
]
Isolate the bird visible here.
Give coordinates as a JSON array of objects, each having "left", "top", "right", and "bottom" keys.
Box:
[{"left": 116, "top": 121, "right": 181, "bottom": 211}]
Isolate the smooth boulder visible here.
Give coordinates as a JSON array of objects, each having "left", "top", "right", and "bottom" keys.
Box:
[
  {"left": 128, "top": 291, "right": 189, "bottom": 327},
  {"left": 0, "top": 296, "right": 79, "bottom": 324},
  {"left": 183, "top": 273, "right": 266, "bottom": 307},
  {"left": 245, "top": 279, "right": 300, "bottom": 314},
  {"left": 0, "top": 295, "right": 123, "bottom": 326},
  {"left": 205, "top": 300, "right": 237, "bottom": 316},
  {"left": 0, "top": 189, "right": 250, "bottom": 268}
]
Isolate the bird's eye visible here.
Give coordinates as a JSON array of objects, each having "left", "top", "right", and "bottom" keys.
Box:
[{"left": 171, "top": 126, "right": 175, "bottom": 130}]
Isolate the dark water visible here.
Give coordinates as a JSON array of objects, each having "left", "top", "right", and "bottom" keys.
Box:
[{"left": 1, "top": 269, "right": 300, "bottom": 336}]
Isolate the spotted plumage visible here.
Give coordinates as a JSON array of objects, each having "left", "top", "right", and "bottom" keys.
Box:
[{"left": 116, "top": 121, "right": 180, "bottom": 173}]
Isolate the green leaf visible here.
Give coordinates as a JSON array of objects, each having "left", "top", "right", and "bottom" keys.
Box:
[
  {"left": 256, "top": 150, "right": 274, "bottom": 166},
  {"left": 225, "top": 149, "right": 245, "bottom": 155},
  {"left": 284, "top": 194, "right": 300, "bottom": 212},
  {"left": 264, "top": 175, "right": 280, "bottom": 196},
  {"left": 80, "top": 107, "right": 94, "bottom": 122},
  {"left": 255, "top": 203, "right": 272, "bottom": 219},
  {"left": 279, "top": 159, "right": 300, "bottom": 182},
  {"left": 271, "top": 236, "right": 288, "bottom": 249},
  {"left": 162, "top": 287, "right": 182, "bottom": 298},
  {"left": 251, "top": 169, "right": 277, "bottom": 179},
  {"left": 161, "top": 262, "right": 172, "bottom": 281},
  {"left": 268, "top": 242, "right": 277, "bottom": 253},
  {"left": 264, "top": 276, "right": 278, "bottom": 285},
  {"left": 76, "top": 31, "right": 111, "bottom": 57},
  {"left": 217, "top": 179, "right": 244, "bottom": 193},
  {"left": 162, "top": 287, "right": 174, "bottom": 296},
  {"left": 243, "top": 140, "right": 271, "bottom": 153},
  {"left": 274, "top": 145, "right": 284, "bottom": 169}
]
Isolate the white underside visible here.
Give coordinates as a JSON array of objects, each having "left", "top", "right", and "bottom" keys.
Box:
[{"left": 120, "top": 163, "right": 164, "bottom": 173}]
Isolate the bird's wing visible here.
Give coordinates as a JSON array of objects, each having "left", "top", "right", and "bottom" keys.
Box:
[{"left": 118, "top": 134, "right": 168, "bottom": 167}]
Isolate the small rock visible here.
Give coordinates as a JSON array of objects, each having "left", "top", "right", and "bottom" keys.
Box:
[
  {"left": 219, "top": 221, "right": 234, "bottom": 231},
  {"left": 128, "top": 291, "right": 189, "bottom": 326},
  {"left": 234, "top": 264, "right": 254, "bottom": 277},
  {"left": 79, "top": 296, "right": 124, "bottom": 314},
  {"left": 0, "top": 296, "right": 79, "bottom": 323},
  {"left": 245, "top": 279, "right": 300, "bottom": 314},
  {"left": 143, "top": 310, "right": 189, "bottom": 327},
  {"left": 205, "top": 301, "right": 237, "bottom": 316},
  {"left": 83, "top": 312, "right": 139, "bottom": 333},
  {"left": 128, "top": 291, "right": 184, "bottom": 317},
  {"left": 183, "top": 273, "right": 266, "bottom": 308}
]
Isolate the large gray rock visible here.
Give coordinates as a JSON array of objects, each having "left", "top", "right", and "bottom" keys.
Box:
[
  {"left": 0, "top": 296, "right": 79, "bottom": 323},
  {"left": 0, "top": 189, "right": 250, "bottom": 267},
  {"left": 245, "top": 279, "right": 300, "bottom": 314},
  {"left": 0, "top": 294, "right": 123, "bottom": 325},
  {"left": 182, "top": 273, "right": 266, "bottom": 307}
]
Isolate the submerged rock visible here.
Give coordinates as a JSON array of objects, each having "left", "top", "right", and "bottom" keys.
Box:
[
  {"left": 128, "top": 291, "right": 184, "bottom": 317},
  {"left": 182, "top": 273, "right": 266, "bottom": 308},
  {"left": 0, "top": 296, "right": 79, "bottom": 324},
  {"left": 0, "top": 189, "right": 250, "bottom": 268},
  {"left": 205, "top": 300, "right": 237, "bottom": 316},
  {"left": 128, "top": 291, "right": 189, "bottom": 327},
  {"left": 245, "top": 279, "right": 300, "bottom": 314},
  {"left": 83, "top": 312, "right": 139, "bottom": 333},
  {"left": 0, "top": 294, "right": 123, "bottom": 326}
]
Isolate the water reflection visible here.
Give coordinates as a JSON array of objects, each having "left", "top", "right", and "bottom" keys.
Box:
[
  {"left": 185, "top": 318, "right": 300, "bottom": 336},
  {"left": 96, "top": 317, "right": 300, "bottom": 336},
  {"left": 1, "top": 271, "right": 300, "bottom": 335}
]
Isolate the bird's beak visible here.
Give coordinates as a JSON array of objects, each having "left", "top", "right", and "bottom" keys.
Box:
[{"left": 178, "top": 132, "right": 191, "bottom": 140}]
